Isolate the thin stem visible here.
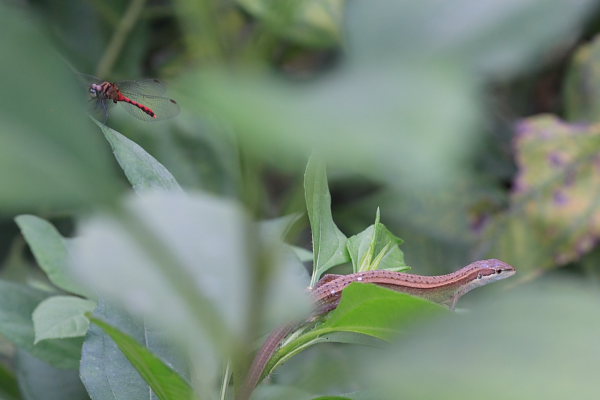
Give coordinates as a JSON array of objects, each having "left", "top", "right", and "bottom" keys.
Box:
[
  {"left": 96, "top": 0, "right": 147, "bottom": 77},
  {"left": 220, "top": 361, "right": 232, "bottom": 400}
]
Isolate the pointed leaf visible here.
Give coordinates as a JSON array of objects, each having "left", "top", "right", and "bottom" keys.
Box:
[
  {"left": 81, "top": 301, "right": 190, "bottom": 400},
  {"left": 346, "top": 210, "right": 409, "bottom": 273},
  {"left": 89, "top": 316, "right": 194, "bottom": 400},
  {"left": 96, "top": 121, "right": 182, "bottom": 193},
  {"left": 305, "top": 157, "right": 349, "bottom": 286}
]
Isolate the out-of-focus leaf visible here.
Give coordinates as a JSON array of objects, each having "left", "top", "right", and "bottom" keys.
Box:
[
  {"left": 15, "top": 215, "right": 87, "bottom": 296},
  {"left": 0, "top": 280, "right": 82, "bottom": 369},
  {"left": 259, "top": 213, "right": 303, "bottom": 243},
  {"left": 81, "top": 301, "right": 190, "bottom": 400},
  {"left": 289, "top": 246, "right": 313, "bottom": 263},
  {"left": 305, "top": 157, "right": 349, "bottom": 287},
  {"left": 89, "top": 316, "right": 193, "bottom": 400},
  {"left": 564, "top": 34, "right": 600, "bottom": 122},
  {"left": 346, "top": 209, "right": 409, "bottom": 273},
  {"left": 488, "top": 115, "right": 600, "bottom": 269},
  {"left": 347, "top": 0, "right": 595, "bottom": 76},
  {"left": 32, "top": 296, "right": 96, "bottom": 343},
  {"left": 16, "top": 350, "right": 89, "bottom": 400},
  {"left": 96, "top": 121, "right": 183, "bottom": 193},
  {"left": 70, "top": 192, "right": 239, "bottom": 395},
  {"left": 0, "top": 4, "right": 118, "bottom": 210},
  {"left": 238, "top": 0, "right": 343, "bottom": 47},
  {"left": 0, "top": 361, "right": 20, "bottom": 400},
  {"left": 178, "top": 65, "right": 478, "bottom": 195},
  {"left": 362, "top": 281, "right": 600, "bottom": 399},
  {"left": 70, "top": 191, "right": 308, "bottom": 395}
]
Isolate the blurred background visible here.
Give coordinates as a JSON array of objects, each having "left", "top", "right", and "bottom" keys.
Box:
[{"left": 3, "top": 0, "right": 600, "bottom": 399}]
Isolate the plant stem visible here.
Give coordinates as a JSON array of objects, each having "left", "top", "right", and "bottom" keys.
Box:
[{"left": 96, "top": 0, "right": 147, "bottom": 77}]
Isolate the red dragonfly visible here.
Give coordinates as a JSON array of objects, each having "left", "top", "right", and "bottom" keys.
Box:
[{"left": 85, "top": 76, "right": 180, "bottom": 122}]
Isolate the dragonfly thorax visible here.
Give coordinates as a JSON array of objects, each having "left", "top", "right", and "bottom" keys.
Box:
[{"left": 89, "top": 82, "right": 120, "bottom": 101}]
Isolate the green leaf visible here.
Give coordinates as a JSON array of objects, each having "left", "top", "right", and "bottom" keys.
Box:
[
  {"left": 96, "top": 121, "right": 183, "bottom": 193},
  {"left": 33, "top": 296, "right": 96, "bottom": 343},
  {"left": 0, "top": 280, "right": 82, "bottom": 369},
  {"left": 89, "top": 315, "right": 194, "bottom": 400},
  {"left": 81, "top": 301, "right": 190, "bottom": 400},
  {"left": 15, "top": 215, "right": 87, "bottom": 296},
  {"left": 564, "top": 34, "right": 600, "bottom": 122},
  {"left": 0, "top": 361, "right": 21, "bottom": 400},
  {"left": 346, "top": 208, "right": 409, "bottom": 273},
  {"left": 264, "top": 284, "right": 446, "bottom": 379},
  {"left": 0, "top": 4, "right": 118, "bottom": 211},
  {"left": 16, "top": 350, "right": 89, "bottom": 400},
  {"left": 319, "top": 283, "right": 446, "bottom": 340},
  {"left": 237, "top": 0, "right": 343, "bottom": 47},
  {"left": 304, "top": 157, "right": 350, "bottom": 287}
]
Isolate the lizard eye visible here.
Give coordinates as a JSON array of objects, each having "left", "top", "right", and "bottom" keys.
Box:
[
  {"left": 477, "top": 273, "right": 483, "bottom": 279},
  {"left": 496, "top": 269, "right": 502, "bottom": 274}
]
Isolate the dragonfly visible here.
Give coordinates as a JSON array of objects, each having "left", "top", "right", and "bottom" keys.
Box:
[{"left": 84, "top": 75, "right": 180, "bottom": 122}]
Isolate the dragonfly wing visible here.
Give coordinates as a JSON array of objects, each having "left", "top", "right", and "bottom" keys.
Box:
[
  {"left": 88, "top": 98, "right": 111, "bottom": 123},
  {"left": 117, "top": 79, "right": 168, "bottom": 96}
]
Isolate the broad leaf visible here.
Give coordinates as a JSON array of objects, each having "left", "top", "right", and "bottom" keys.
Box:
[
  {"left": 305, "top": 157, "right": 349, "bottom": 287},
  {"left": 33, "top": 296, "right": 96, "bottom": 343},
  {"left": 264, "top": 284, "right": 446, "bottom": 379},
  {"left": 0, "top": 280, "right": 82, "bottom": 369},
  {"left": 89, "top": 316, "right": 193, "bottom": 400},
  {"left": 96, "top": 121, "right": 183, "bottom": 193},
  {"left": 15, "top": 215, "right": 87, "bottom": 296},
  {"left": 16, "top": 350, "right": 89, "bottom": 400},
  {"left": 318, "top": 283, "right": 446, "bottom": 340}
]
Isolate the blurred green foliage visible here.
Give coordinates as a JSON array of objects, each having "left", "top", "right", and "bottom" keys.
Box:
[{"left": 2, "top": 0, "right": 600, "bottom": 399}]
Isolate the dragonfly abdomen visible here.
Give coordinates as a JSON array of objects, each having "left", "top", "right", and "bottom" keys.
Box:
[{"left": 118, "top": 95, "right": 157, "bottom": 118}]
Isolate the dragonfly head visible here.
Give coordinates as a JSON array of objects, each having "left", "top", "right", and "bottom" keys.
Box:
[{"left": 89, "top": 83, "right": 101, "bottom": 98}]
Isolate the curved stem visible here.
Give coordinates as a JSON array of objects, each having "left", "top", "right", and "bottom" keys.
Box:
[{"left": 96, "top": 0, "right": 147, "bottom": 77}]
